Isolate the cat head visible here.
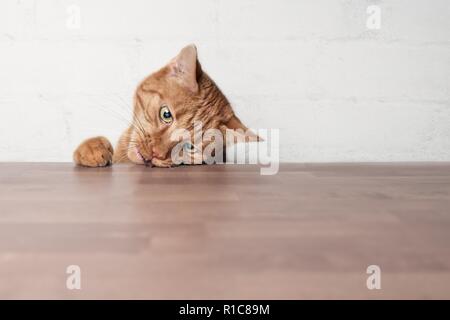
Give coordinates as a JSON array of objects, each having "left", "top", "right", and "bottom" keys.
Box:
[{"left": 125, "top": 45, "right": 258, "bottom": 167}]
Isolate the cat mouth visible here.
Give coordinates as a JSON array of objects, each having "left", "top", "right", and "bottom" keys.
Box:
[{"left": 137, "top": 149, "right": 152, "bottom": 167}]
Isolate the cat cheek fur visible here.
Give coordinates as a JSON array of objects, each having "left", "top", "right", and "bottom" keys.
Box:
[{"left": 127, "top": 147, "right": 144, "bottom": 165}]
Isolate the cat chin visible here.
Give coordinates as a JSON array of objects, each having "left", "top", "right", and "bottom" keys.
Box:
[{"left": 127, "top": 148, "right": 145, "bottom": 165}]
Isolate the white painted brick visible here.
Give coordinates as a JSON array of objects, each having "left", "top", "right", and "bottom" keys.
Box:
[
  {"left": 3, "top": 1, "right": 448, "bottom": 44},
  {"left": 0, "top": 0, "right": 218, "bottom": 40},
  {"left": 234, "top": 97, "right": 450, "bottom": 162},
  {"left": 0, "top": 0, "right": 449, "bottom": 162},
  {"left": 201, "top": 42, "right": 450, "bottom": 102},
  {"left": 218, "top": 0, "right": 450, "bottom": 44}
]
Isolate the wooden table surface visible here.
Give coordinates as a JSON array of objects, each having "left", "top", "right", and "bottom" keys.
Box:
[{"left": 0, "top": 162, "right": 449, "bottom": 299}]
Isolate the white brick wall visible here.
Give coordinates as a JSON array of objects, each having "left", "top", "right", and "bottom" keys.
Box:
[{"left": 0, "top": 0, "right": 449, "bottom": 162}]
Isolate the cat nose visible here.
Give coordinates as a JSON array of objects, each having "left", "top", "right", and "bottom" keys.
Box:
[{"left": 152, "top": 147, "right": 165, "bottom": 159}]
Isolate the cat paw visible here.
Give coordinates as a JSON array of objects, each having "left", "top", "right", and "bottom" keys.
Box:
[
  {"left": 73, "top": 136, "right": 114, "bottom": 167},
  {"left": 151, "top": 158, "right": 173, "bottom": 168}
]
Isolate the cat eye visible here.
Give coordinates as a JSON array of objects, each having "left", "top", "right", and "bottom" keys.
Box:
[
  {"left": 183, "top": 142, "right": 196, "bottom": 153},
  {"left": 159, "top": 106, "right": 173, "bottom": 124}
]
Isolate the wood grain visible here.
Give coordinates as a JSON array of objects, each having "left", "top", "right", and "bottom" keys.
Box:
[{"left": 0, "top": 163, "right": 449, "bottom": 299}]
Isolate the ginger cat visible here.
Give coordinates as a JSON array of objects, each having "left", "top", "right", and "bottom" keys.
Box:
[{"left": 73, "top": 45, "right": 258, "bottom": 168}]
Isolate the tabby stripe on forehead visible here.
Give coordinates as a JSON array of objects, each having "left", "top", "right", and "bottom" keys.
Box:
[
  {"left": 135, "top": 92, "right": 146, "bottom": 111},
  {"left": 134, "top": 92, "right": 151, "bottom": 124},
  {"left": 141, "top": 87, "right": 163, "bottom": 98}
]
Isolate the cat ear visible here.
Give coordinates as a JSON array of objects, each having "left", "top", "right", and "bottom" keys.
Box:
[
  {"left": 222, "top": 115, "right": 262, "bottom": 145},
  {"left": 169, "top": 44, "right": 200, "bottom": 93}
]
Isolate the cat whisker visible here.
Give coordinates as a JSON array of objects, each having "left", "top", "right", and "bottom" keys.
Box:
[
  {"left": 110, "top": 94, "right": 148, "bottom": 138},
  {"left": 94, "top": 101, "right": 147, "bottom": 141},
  {"left": 95, "top": 105, "right": 144, "bottom": 138}
]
